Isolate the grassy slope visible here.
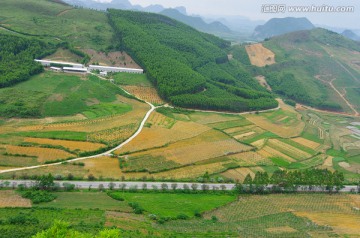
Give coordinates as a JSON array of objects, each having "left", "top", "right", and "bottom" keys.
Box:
[
  {"left": 0, "top": 71, "right": 131, "bottom": 118},
  {"left": 0, "top": 0, "right": 113, "bottom": 50}
]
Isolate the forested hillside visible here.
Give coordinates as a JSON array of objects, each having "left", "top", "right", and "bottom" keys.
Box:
[
  {"left": 108, "top": 10, "right": 277, "bottom": 112},
  {"left": 243, "top": 28, "right": 360, "bottom": 113},
  {"left": 0, "top": 34, "right": 55, "bottom": 88}
]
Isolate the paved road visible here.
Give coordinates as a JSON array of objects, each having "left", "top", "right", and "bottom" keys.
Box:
[{"left": 1, "top": 180, "right": 358, "bottom": 193}]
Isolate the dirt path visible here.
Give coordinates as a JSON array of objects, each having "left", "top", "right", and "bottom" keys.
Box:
[
  {"left": 315, "top": 76, "right": 359, "bottom": 116},
  {"left": 56, "top": 9, "right": 73, "bottom": 17}
]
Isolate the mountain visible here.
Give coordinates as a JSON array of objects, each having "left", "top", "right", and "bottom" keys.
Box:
[
  {"left": 63, "top": 0, "right": 133, "bottom": 10},
  {"left": 160, "top": 9, "right": 231, "bottom": 35},
  {"left": 108, "top": 9, "right": 277, "bottom": 112},
  {"left": 253, "top": 17, "right": 315, "bottom": 40},
  {"left": 207, "top": 16, "right": 265, "bottom": 35},
  {"left": 0, "top": 0, "right": 277, "bottom": 113},
  {"left": 341, "top": 30, "right": 360, "bottom": 41},
  {"left": 63, "top": 0, "right": 233, "bottom": 37},
  {"left": 254, "top": 28, "right": 360, "bottom": 113}
]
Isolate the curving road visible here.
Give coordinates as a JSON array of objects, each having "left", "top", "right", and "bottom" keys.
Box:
[
  {"left": 0, "top": 101, "right": 156, "bottom": 174},
  {"left": 0, "top": 76, "right": 281, "bottom": 175}
]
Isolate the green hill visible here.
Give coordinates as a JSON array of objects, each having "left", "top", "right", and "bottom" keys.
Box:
[
  {"left": 253, "top": 17, "right": 314, "bottom": 40},
  {"left": 109, "top": 9, "right": 277, "bottom": 112},
  {"left": 0, "top": 0, "right": 278, "bottom": 115},
  {"left": 257, "top": 28, "right": 360, "bottom": 113}
]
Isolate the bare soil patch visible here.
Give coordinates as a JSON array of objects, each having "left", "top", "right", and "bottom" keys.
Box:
[
  {"left": 266, "top": 226, "right": 297, "bottom": 233},
  {"left": 84, "top": 49, "right": 141, "bottom": 69},
  {"left": 245, "top": 43, "right": 275, "bottom": 67},
  {"left": 0, "top": 190, "right": 31, "bottom": 207},
  {"left": 255, "top": 75, "right": 272, "bottom": 91}
]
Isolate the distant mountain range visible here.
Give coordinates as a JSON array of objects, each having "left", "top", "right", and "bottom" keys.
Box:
[
  {"left": 160, "top": 9, "right": 231, "bottom": 35},
  {"left": 341, "top": 30, "right": 360, "bottom": 41},
  {"left": 252, "top": 17, "right": 315, "bottom": 40},
  {"left": 63, "top": 0, "right": 231, "bottom": 36}
]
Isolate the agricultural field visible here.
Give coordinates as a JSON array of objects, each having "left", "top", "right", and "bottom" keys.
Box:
[
  {"left": 1, "top": 96, "right": 359, "bottom": 183},
  {"left": 114, "top": 73, "right": 164, "bottom": 105},
  {"left": 0, "top": 190, "right": 31, "bottom": 207},
  {"left": 245, "top": 100, "right": 305, "bottom": 138},
  {"left": 245, "top": 43, "right": 276, "bottom": 67},
  {"left": 122, "top": 86, "right": 164, "bottom": 105},
  {"left": 0, "top": 71, "right": 149, "bottom": 168},
  {"left": 0, "top": 189, "right": 358, "bottom": 238}
]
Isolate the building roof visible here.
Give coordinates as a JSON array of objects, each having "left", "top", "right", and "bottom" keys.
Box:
[
  {"left": 63, "top": 67, "right": 88, "bottom": 72},
  {"left": 35, "top": 59, "right": 84, "bottom": 68},
  {"left": 89, "top": 65, "right": 143, "bottom": 72}
]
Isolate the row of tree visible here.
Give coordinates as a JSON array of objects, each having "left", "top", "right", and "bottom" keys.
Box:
[{"left": 235, "top": 169, "right": 346, "bottom": 194}]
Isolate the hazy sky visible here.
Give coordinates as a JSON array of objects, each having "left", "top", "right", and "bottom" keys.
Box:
[{"left": 96, "top": 0, "right": 360, "bottom": 28}]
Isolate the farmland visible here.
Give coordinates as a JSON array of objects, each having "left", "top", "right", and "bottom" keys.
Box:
[
  {"left": 1, "top": 187, "right": 358, "bottom": 237},
  {"left": 0, "top": 71, "right": 149, "bottom": 168},
  {"left": 1, "top": 92, "right": 359, "bottom": 183}
]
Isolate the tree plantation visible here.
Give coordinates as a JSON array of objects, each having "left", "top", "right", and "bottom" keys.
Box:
[
  {"left": 108, "top": 10, "right": 278, "bottom": 112},
  {"left": 0, "top": 34, "right": 55, "bottom": 88}
]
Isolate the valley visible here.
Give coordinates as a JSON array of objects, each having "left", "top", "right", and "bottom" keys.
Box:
[{"left": 0, "top": 0, "right": 359, "bottom": 237}]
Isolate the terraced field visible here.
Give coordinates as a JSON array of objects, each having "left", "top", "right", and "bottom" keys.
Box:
[{"left": 0, "top": 76, "right": 359, "bottom": 182}]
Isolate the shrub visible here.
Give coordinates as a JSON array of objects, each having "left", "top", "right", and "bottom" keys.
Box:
[
  {"left": 129, "top": 202, "right": 145, "bottom": 214},
  {"left": 88, "top": 174, "right": 96, "bottom": 181},
  {"left": 20, "top": 190, "right": 57, "bottom": 204},
  {"left": 148, "top": 214, "right": 157, "bottom": 220},
  {"left": 7, "top": 214, "right": 39, "bottom": 225},
  {"left": 176, "top": 214, "right": 189, "bottom": 220},
  {"left": 63, "top": 183, "right": 75, "bottom": 191},
  {"left": 194, "top": 211, "right": 202, "bottom": 218},
  {"left": 107, "top": 192, "right": 124, "bottom": 201}
]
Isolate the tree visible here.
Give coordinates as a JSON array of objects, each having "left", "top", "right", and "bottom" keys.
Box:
[
  {"left": 119, "top": 183, "right": 127, "bottom": 191},
  {"left": 171, "top": 183, "right": 178, "bottom": 191},
  {"left": 108, "top": 182, "right": 115, "bottom": 190},
  {"left": 234, "top": 183, "right": 244, "bottom": 194},
  {"left": 36, "top": 174, "right": 55, "bottom": 191},
  {"left": 161, "top": 183, "right": 168, "bottom": 191},
  {"left": 63, "top": 183, "right": 75, "bottom": 191},
  {"left": 191, "top": 183, "right": 198, "bottom": 191}
]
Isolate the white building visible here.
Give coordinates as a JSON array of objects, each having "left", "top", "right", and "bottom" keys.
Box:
[
  {"left": 63, "top": 67, "right": 88, "bottom": 74},
  {"left": 50, "top": 66, "right": 62, "bottom": 72},
  {"left": 35, "top": 59, "right": 85, "bottom": 68},
  {"left": 88, "top": 65, "right": 143, "bottom": 74},
  {"left": 100, "top": 71, "right": 108, "bottom": 77}
]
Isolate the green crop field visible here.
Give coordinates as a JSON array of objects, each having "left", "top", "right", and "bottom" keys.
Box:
[
  {"left": 10, "top": 131, "right": 88, "bottom": 141},
  {"left": 37, "top": 192, "right": 132, "bottom": 211},
  {"left": 108, "top": 192, "right": 236, "bottom": 218}
]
